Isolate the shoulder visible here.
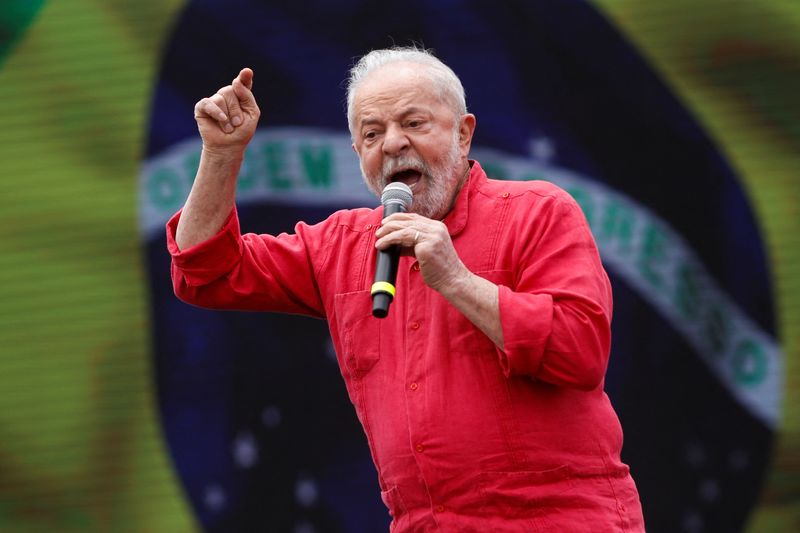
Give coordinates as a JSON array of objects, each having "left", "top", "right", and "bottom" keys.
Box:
[
  {"left": 290, "top": 206, "right": 381, "bottom": 274},
  {"left": 472, "top": 175, "right": 591, "bottom": 241},
  {"left": 324, "top": 206, "right": 381, "bottom": 229},
  {"left": 477, "top": 175, "right": 578, "bottom": 209},
  {"left": 298, "top": 206, "right": 381, "bottom": 235}
]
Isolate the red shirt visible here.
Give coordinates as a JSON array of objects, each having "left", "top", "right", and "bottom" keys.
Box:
[{"left": 168, "top": 161, "right": 644, "bottom": 532}]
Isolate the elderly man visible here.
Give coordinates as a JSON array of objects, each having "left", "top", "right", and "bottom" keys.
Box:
[{"left": 168, "top": 47, "right": 645, "bottom": 532}]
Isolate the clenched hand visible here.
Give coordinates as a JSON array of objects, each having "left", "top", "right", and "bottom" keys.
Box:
[{"left": 194, "top": 67, "right": 260, "bottom": 152}]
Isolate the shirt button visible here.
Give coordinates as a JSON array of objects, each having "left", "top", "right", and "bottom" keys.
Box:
[
  {"left": 365, "top": 224, "right": 372, "bottom": 230},
  {"left": 415, "top": 444, "right": 425, "bottom": 453},
  {"left": 411, "top": 321, "right": 420, "bottom": 330},
  {"left": 502, "top": 192, "right": 510, "bottom": 198},
  {"left": 412, "top": 263, "right": 420, "bottom": 271},
  {"left": 409, "top": 382, "right": 418, "bottom": 391},
  {"left": 435, "top": 505, "right": 445, "bottom": 513}
]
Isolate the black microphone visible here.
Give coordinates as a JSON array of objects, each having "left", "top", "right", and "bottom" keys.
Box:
[{"left": 371, "top": 182, "right": 414, "bottom": 318}]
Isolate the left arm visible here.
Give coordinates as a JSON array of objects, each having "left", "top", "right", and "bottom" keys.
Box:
[{"left": 375, "top": 197, "right": 612, "bottom": 391}]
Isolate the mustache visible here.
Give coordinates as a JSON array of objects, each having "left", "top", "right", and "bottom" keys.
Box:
[{"left": 379, "top": 155, "right": 429, "bottom": 184}]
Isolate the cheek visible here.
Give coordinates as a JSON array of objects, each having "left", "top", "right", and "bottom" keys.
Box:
[{"left": 361, "top": 150, "right": 383, "bottom": 174}]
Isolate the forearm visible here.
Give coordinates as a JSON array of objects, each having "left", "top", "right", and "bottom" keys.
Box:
[
  {"left": 439, "top": 268, "right": 504, "bottom": 351},
  {"left": 441, "top": 269, "right": 610, "bottom": 390},
  {"left": 175, "top": 147, "right": 244, "bottom": 250}
]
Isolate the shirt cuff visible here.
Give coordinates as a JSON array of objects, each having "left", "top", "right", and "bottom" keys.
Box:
[
  {"left": 496, "top": 284, "right": 554, "bottom": 378},
  {"left": 166, "top": 208, "right": 242, "bottom": 287}
]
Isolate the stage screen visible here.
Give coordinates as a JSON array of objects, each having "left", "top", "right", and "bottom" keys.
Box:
[{"left": 0, "top": 1, "right": 797, "bottom": 531}]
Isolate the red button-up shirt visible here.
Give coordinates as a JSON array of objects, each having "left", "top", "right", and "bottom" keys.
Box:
[{"left": 168, "top": 161, "right": 644, "bottom": 532}]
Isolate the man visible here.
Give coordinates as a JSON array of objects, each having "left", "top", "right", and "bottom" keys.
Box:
[{"left": 168, "top": 47, "right": 645, "bottom": 532}]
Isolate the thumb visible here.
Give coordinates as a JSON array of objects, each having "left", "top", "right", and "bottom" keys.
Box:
[
  {"left": 237, "top": 67, "right": 254, "bottom": 91},
  {"left": 232, "top": 69, "right": 257, "bottom": 110}
]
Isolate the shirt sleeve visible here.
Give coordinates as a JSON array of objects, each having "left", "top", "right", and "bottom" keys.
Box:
[
  {"left": 496, "top": 190, "right": 613, "bottom": 391},
  {"left": 167, "top": 207, "right": 328, "bottom": 318}
]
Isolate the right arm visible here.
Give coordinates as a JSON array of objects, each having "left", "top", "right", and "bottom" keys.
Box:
[
  {"left": 169, "top": 68, "right": 325, "bottom": 317},
  {"left": 175, "top": 68, "right": 260, "bottom": 250}
]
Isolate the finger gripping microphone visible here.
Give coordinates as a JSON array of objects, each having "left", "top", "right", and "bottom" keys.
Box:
[{"left": 372, "top": 182, "right": 414, "bottom": 318}]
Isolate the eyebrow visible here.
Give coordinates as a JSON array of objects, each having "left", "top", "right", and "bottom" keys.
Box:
[
  {"left": 359, "top": 106, "right": 432, "bottom": 129},
  {"left": 359, "top": 117, "right": 382, "bottom": 128},
  {"left": 398, "top": 106, "right": 430, "bottom": 118}
]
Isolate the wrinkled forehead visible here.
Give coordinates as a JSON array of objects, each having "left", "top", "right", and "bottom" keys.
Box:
[{"left": 352, "top": 63, "right": 450, "bottom": 121}]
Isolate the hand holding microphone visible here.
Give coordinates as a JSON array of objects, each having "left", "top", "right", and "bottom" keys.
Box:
[{"left": 371, "top": 183, "right": 413, "bottom": 318}]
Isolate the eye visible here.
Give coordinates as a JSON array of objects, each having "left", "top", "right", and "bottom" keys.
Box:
[{"left": 407, "top": 120, "right": 422, "bottom": 128}]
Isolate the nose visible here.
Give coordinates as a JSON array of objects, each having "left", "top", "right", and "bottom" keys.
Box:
[{"left": 382, "top": 123, "right": 410, "bottom": 156}]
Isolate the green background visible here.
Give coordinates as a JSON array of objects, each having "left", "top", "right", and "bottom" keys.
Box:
[{"left": 0, "top": 0, "right": 797, "bottom": 530}]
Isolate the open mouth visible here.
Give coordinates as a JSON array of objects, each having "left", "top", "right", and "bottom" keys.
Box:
[{"left": 389, "top": 168, "right": 423, "bottom": 189}]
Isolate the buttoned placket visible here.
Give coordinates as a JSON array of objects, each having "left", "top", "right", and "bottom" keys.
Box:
[
  {"left": 406, "top": 260, "right": 423, "bottom": 392},
  {"left": 406, "top": 258, "right": 425, "bottom": 433},
  {"left": 404, "top": 257, "right": 441, "bottom": 514},
  {"left": 391, "top": 170, "right": 473, "bottom": 522},
  {"left": 403, "top": 254, "right": 461, "bottom": 521}
]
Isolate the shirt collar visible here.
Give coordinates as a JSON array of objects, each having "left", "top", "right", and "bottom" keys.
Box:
[{"left": 442, "top": 159, "right": 485, "bottom": 237}]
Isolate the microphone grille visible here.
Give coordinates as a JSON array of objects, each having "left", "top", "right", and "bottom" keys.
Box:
[{"left": 381, "top": 182, "right": 413, "bottom": 209}]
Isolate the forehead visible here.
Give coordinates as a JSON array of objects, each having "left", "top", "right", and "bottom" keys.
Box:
[{"left": 353, "top": 63, "right": 447, "bottom": 122}]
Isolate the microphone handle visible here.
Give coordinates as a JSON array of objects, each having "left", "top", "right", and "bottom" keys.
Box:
[{"left": 371, "top": 202, "right": 406, "bottom": 318}]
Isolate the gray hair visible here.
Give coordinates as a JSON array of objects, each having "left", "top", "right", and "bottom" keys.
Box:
[{"left": 346, "top": 46, "right": 467, "bottom": 135}]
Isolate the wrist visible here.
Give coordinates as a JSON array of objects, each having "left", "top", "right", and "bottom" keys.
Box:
[
  {"left": 436, "top": 263, "right": 473, "bottom": 300},
  {"left": 201, "top": 144, "right": 247, "bottom": 164}
]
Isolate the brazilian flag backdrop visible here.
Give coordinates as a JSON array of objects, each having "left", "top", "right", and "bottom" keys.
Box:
[{"left": 1, "top": 1, "right": 798, "bottom": 532}]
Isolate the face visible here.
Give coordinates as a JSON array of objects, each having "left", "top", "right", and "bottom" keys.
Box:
[{"left": 351, "top": 63, "right": 475, "bottom": 219}]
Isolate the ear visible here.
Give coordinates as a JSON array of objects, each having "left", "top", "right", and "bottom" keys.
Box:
[{"left": 458, "top": 113, "right": 476, "bottom": 152}]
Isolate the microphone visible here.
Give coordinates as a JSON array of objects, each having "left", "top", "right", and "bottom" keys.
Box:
[{"left": 371, "top": 182, "right": 414, "bottom": 318}]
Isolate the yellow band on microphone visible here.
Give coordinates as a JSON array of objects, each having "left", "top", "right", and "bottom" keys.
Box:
[{"left": 371, "top": 281, "right": 396, "bottom": 298}]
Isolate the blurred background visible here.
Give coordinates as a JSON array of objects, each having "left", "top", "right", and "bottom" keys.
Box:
[{"left": 1, "top": 0, "right": 798, "bottom": 531}]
